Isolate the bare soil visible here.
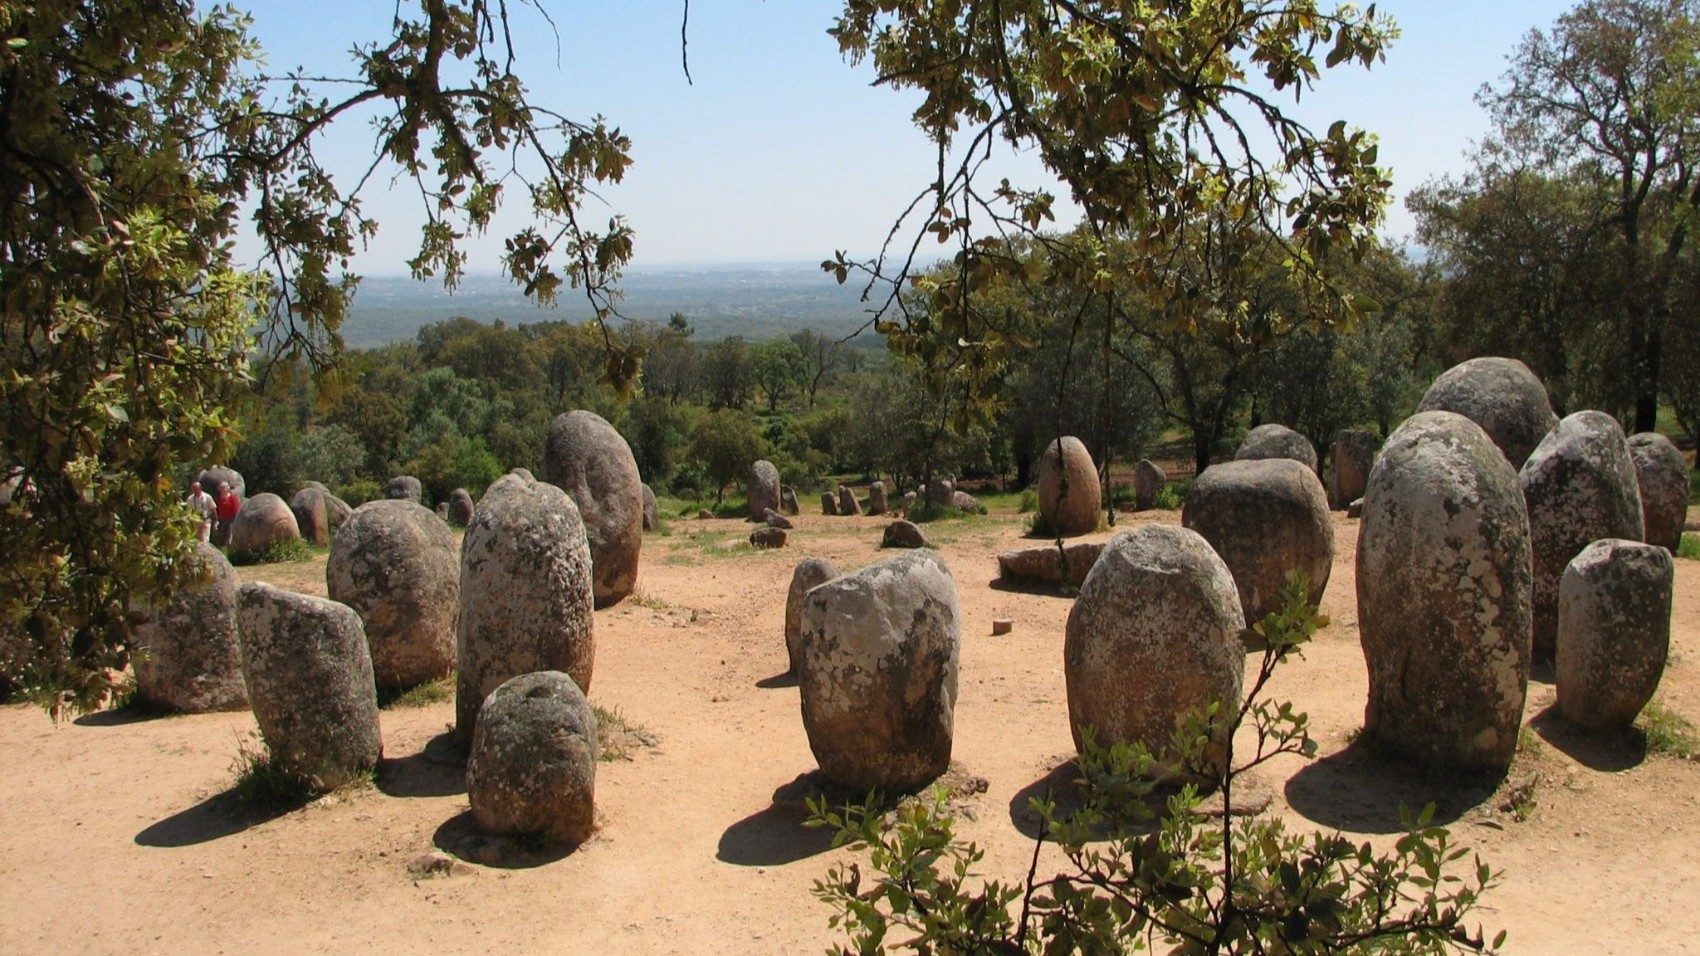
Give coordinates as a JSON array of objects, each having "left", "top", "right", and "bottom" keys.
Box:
[{"left": 3, "top": 506, "right": 1699, "bottom": 954}]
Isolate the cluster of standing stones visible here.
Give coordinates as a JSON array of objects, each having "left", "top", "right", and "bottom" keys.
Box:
[{"left": 134, "top": 353, "right": 1689, "bottom": 844}]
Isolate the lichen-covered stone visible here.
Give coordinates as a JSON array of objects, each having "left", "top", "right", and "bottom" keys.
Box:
[
  {"left": 383, "top": 475, "right": 423, "bottom": 503},
  {"left": 882, "top": 519, "right": 929, "bottom": 549},
  {"left": 1236, "top": 423, "right": 1318, "bottom": 474},
  {"left": 996, "top": 542, "right": 1105, "bottom": 587},
  {"left": 798, "top": 549, "right": 960, "bottom": 791},
  {"left": 749, "top": 460, "right": 781, "bottom": 521},
  {"left": 1358, "top": 411, "right": 1532, "bottom": 772},
  {"left": 466, "top": 671, "right": 598, "bottom": 847},
  {"left": 1627, "top": 432, "right": 1689, "bottom": 552},
  {"left": 1415, "top": 357, "right": 1558, "bottom": 469},
  {"left": 640, "top": 483, "right": 659, "bottom": 532},
  {"left": 542, "top": 410, "right": 644, "bottom": 608},
  {"left": 1036, "top": 437, "right": 1101, "bottom": 535},
  {"left": 1064, "top": 526, "right": 1244, "bottom": 779},
  {"left": 290, "top": 486, "right": 331, "bottom": 546},
  {"left": 1520, "top": 411, "right": 1644, "bottom": 659},
  {"left": 446, "top": 488, "right": 476, "bottom": 527},
  {"left": 750, "top": 526, "right": 789, "bottom": 549},
  {"left": 455, "top": 474, "right": 595, "bottom": 745},
  {"left": 1182, "top": 459, "right": 1333, "bottom": 622},
  {"left": 326, "top": 499, "right": 459, "bottom": 690},
  {"left": 1133, "top": 459, "right": 1166, "bottom": 510},
  {"left": 867, "top": 481, "right": 889, "bottom": 516},
  {"left": 235, "top": 583, "right": 381, "bottom": 790},
  {"left": 131, "top": 543, "right": 246, "bottom": 713},
  {"left": 228, "top": 493, "right": 300, "bottom": 558},
  {"left": 837, "top": 484, "right": 862, "bottom": 517},
  {"left": 197, "top": 466, "right": 245, "bottom": 499},
  {"left": 820, "top": 491, "right": 838, "bottom": 516},
  {"left": 1331, "top": 429, "right": 1380, "bottom": 509},
  {"left": 784, "top": 557, "right": 839, "bottom": 674},
  {"left": 1557, "top": 539, "right": 1673, "bottom": 732}
]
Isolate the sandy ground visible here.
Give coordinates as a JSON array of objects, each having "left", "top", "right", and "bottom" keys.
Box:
[{"left": 3, "top": 505, "right": 1699, "bottom": 955}]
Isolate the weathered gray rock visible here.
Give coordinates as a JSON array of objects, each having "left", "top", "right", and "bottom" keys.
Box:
[
  {"left": 327, "top": 499, "right": 459, "bottom": 690},
  {"left": 1037, "top": 436, "right": 1101, "bottom": 536},
  {"left": 763, "top": 508, "right": 794, "bottom": 529},
  {"left": 882, "top": 519, "right": 929, "bottom": 549},
  {"left": 780, "top": 485, "right": 800, "bottom": 516},
  {"left": 542, "top": 410, "right": 644, "bottom": 608},
  {"left": 798, "top": 549, "right": 960, "bottom": 791},
  {"left": 1064, "top": 526, "right": 1245, "bottom": 779},
  {"left": 640, "top": 483, "right": 659, "bottom": 532},
  {"left": 1346, "top": 497, "right": 1365, "bottom": 519},
  {"left": 324, "top": 493, "right": 352, "bottom": 533},
  {"left": 1236, "top": 423, "right": 1318, "bottom": 474},
  {"left": 951, "top": 490, "right": 981, "bottom": 513},
  {"left": 1358, "top": 411, "right": 1532, "bottom": 772},
  {"left": 1556, "top": 539, "right": 1673, "bottom": 732},
  {"left": 1331, "top": 429, "right": 1380, "bottom": 509},
  {"left": 447, "top": 488, "right": 476, "bottom": 527},
  {"left": 750, "top": 526, "right": 788, "bottom": 549},
  {"left": 228, "top": 493, "right": 300, "bottom": 559},
  {"left": 455, "top": 474, "right": 595, "bottom": 746},
  {"left": 784, "top": 557, "right": 839, "bottom": 674},
  {"left": 838, "top": 484, "right": 862, "bottom": 517},
  {"left": 867, "top": 481, "right": 889, "bottom": 516},
  {"left": 1416, "top": 356, "right": 1558, "bottom": 470},
  {"left": 820, "top": 491, "right": 838, "bottom": 516},
  {"left": 749, "top": 460, "right": 781, "bottom": 521},
  {"left": 383, "top": 475, "right": 423, "bottom": 503},
  {"left": 1520, "top": 411, "right": 1644, "bottom": 659},
  {"left": 1133, "top": 459, "right": 1166, "bottom": 510},
  {"left": 924, "top": 479, "right": 955, "bottom": 507},
  {"left": 235, "top": 582, "right": 381, "bottom": 790},
  {"left": 996, "top": 541, "right": 1106, "bottom": 588},
  {"left": 196, "top": 466, "right": 245, "bottom": 499},
  {"left": 509, "top": 467, "right": 535, "bottom": 481},
  {"left": 466, "top": 671, "right": 598, "bottom": 846},
  {"left": 1182, "top": 459, "right": 1333, "bottom": 622},
  {"left": 290, "top": 486, "right": 331, "bottom": 547},
  {"left": 130, "top": 543, "right": 246, "bottom": 713},
  {"left": 1627, "top": 432, "right": 1689, "bottom": 552}
]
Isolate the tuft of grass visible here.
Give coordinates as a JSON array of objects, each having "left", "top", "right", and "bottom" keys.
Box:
[
  {"left": 1637, "top": 699, "right": 1699, "bottom": 759},
  {"left": 628, "top": 589, "right": 672, "bottom": 610},
  {"left": 593, "top": 704, "right": 659, "bottom": 762},
  {"left": 230, "top": 734, "right": 319, "bottom": 805},
  {"left": 382, "top": 676, "right": 453, "bottom": 709},
  {"left": 1677, "top": 533, "right": 1700, "bottom": 561},
  {"left": 1016, "top": 488, "right": 1039, "bottom": 514}
]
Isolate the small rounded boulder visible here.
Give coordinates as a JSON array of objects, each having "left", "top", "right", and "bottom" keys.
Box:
[{"left": 466, "top": 671, "right": 599, "bottom": 847}]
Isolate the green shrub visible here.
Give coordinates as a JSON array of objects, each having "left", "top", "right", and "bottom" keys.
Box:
[
  {"left": 338, "top": 478, "right": 382, "bottom": 507},
  {"left": 227, "top": 536, "right": 315, "bottom": 567},
  {"left": 811, "top": 578, "right": 1502, "bottom": 955},
  {"left": 1153, "top": 476, "right": 1191, "bottom": 510},
  {"left": 1677, "top": 533, "right": 1700, "bottom": 561},
  {"left": 1638, "top": 699, "right": 1698, "bottom": 759},
  {"left": 1017, "top": 488, "right": 1039, "bottom": 513},
  {"left": 230, "top": 735, "right": 321, "bottom": 805}
]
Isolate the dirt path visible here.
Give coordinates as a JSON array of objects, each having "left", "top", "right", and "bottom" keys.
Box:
[{"left": 3, "top": 507, "right": 1698, "bottom": 954}]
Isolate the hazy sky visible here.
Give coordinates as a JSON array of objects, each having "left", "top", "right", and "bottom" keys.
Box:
[{"left": 236, "top": 1, "right": 1580, "bottom": 274}]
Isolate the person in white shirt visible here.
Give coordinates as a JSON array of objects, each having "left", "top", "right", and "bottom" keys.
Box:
[{"left": 186, "top": 480, "right": 216, "bottom": 543}]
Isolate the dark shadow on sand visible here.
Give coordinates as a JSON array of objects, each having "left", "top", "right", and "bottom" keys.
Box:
[
  {"left": 376, "top": 729, "right": 467, "bottom": 798},
  {"left": 987, "top": 576, "right": 1074, "bottom": 598},
  {"left": 1284, "top": 740, "right": 1504, "bottom": 833},
  {"left": 432, "top": 811, "right": 577, "bottom": 869},
  {"left": 755, "top": 670, "right": 798, "bottom": 690},
  {"left": 1528, "top": 704, "right": 1646, "bottom": 772},
  {"left": 135, "top": 787, "right": 309, "bottom": 847},
  {"left": 717, "top": 771, "right": 883, "bottom": 866},
  {"left": 75, "top": 700, "right": 177, "bottom": 726}
]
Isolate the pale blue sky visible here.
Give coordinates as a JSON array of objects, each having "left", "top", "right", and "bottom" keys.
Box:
[{"left": 234, "top": 1, "right": 1579, "bottom": 273}]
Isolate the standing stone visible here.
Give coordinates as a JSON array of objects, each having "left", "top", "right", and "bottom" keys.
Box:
[
  {"left": 324, "top": 493, "right": 353, "bottom": 533},
  {"left": 228, "top": 493, "right": 300, "bottom": 558},
  {"left": 130, "top": 543, "right": 246, "bottom": 713},
  {"left": 1331, "top": 429, "right": 1380, "bottom": 509},
  {"left": 1133, "top": 459, "right": 1167, "bottom": 510},
  {"left": 1182, "top": 459, "right": 1333, "bottom": 622},
  {"left": 750, "top": 526, "right": 789, "bottom": 549},
  {"left": 749, "top": 460, "right": 782, "bottom": 521},
  {"left": 1235, "top": 423, "right": 1318, "bottom": 474},
  {"left": 446, "top": 488, "right": 476, "bottom": 527},
  {"left": 763, "top": 508, "right": 794, "bottom": 529},
  {"left": 542, "top": 410, "right": 644, "bottom": 608},
  {"left": 383, "top": 475, "right": 423, "bottom": 503},
  {"left": 327, "top": 499, "right": 459, "bottom": 690},
  {"left": 290, "top": 486, "right": 332, "bottom": 546},
  {"left": 1416, "top": 356, "right": 1559, "bottom": 470},
  {"left": 1627, "top": 432, "right": 1689, "bottom": 552},
  {"left": 196, "top": 466, "right": 245, "bottom": 500},
  {"left": 456, "top": 473, "right": 595, "bottom": 746},
  {"left": 882, "top": 519, "right": 929, "bottom": 549},
  {"left": 1065, "top": 526, "right": 1244, "bottom": 780},
  {"left": 798, "top": 549, "right": 960, "bottom": 792},
  {"left": 1037, "top": 436, "right": 1102, "bottom": 536},
  {"left": 1556, "top": 539, "right": 1673, "bottom": 732},
  {"left": 867, "top": 481, "right": 889, "bottom": 516},
  {"left": 1358, "top": 411, "right": 1533, "bottom": 772},
  {"left": 838, "top": 484, "right": 862, "bottom": 517},
  {"left": 902, "top": 491, "right": 918, "bottom": 513},
  {"left": 1520, "top": 411, "right": 1644, "bottom": 659},
  {"left": 235, "top": 583, "right": 381, "bottom": 790},
  {"left": 640, "top": 483, "right": 659, "bottom": 532},
  {"left": 784, "top": 557, "right": 840, "bottom": 674},
  {"left": 820, "top": 491, "right": 838, "bottom": 516},
  {"left": 924, "top": 478, "right": 955, "bottom": 507},
  {"left": 779, "top": 485, "right": 800, "bottom": 516},
  {"left": 466, "top": 671, "right": 598, "bottom": 847}
]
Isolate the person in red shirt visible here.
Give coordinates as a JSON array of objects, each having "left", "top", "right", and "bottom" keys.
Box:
[{"left": 212, "top": 481, "right": 240, "bottom": 547}]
